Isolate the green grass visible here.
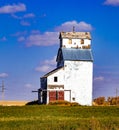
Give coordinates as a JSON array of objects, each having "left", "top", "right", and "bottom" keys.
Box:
[{"left": 0, "top": 105, "right": 119, "bottom": 130}]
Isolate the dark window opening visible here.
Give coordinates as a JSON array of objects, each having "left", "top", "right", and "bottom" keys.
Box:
[
  {"left": 69, "top": 39, "right": 72, "bottom": 44},
  {"left": 81, "top": 39, "right": 84, "bottom": 44},
  {"left": 54, "top": 77, "right": 58, "bottom": 82}
]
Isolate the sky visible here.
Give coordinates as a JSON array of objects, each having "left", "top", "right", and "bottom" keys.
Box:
[{"left": 0, "top": 0, "right": 119, "bottom": 101}]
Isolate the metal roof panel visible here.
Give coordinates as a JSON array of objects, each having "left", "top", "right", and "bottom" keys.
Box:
[{"left": 62, "top": 48, "right": 93, "bottom": 61}]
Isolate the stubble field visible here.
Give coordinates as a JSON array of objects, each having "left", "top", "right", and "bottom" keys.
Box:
[{"left": 0, "top": 105, "right": 119, "bottom": 130}]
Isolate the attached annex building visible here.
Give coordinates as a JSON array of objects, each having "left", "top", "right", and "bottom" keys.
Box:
[{"left": 38, "top": 31, "right": 93, "bottom": 106}]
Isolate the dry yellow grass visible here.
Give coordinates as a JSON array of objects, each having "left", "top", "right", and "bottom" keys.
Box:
[{"left": 0, "top": 101, "right": 28, "bottom": 106}]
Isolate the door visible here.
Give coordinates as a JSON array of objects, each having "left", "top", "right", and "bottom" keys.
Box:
[
  {"left": 49, "top": 91, "right": 64, "bottom": 102},
  {"left": 58, "top": 91, "right": 64, "bottom": 100},
  {"left": 49, "top": 91, "right": 56, "bottom": 102}
]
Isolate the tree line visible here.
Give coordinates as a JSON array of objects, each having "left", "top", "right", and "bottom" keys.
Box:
[{"left": 93, "top": 96, "right": 119, "bottom": 105}]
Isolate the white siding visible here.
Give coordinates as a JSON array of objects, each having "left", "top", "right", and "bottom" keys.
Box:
[
  {"left": 47, "top": 69, "right": 64, "bottom": 86},
  {"left": 45, "top": 61, "right": 93, "bottom": 105},
  {"left": 46, "top": 68, "right": 64, "bottom": 104},
  {"left": 64, "top": 61, "right": 93, "bottom": 105},
  {"left": 62, "top": 38, "right": 91, "bottom": 49}
]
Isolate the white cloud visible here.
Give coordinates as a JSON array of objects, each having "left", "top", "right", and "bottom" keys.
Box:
[
  {"left": 43, "top": 56, "right": 56, "bottom": 65},
  {"left": 11, "top": 31, "right": 27, "bottom": 37},
  {"left": 35, "top": 56, "right": 56, "bottom": 73},
  {"left": 35, "top": 65, "right": 51, "bottom": 73},
  {"left": 11, "top": 13, "right": 35, "bottom": 20},
  {"left": 104, "top": 0, "right": 119, "bottom": 6},
  {"left": 0, "top": 36, "right": 7, "bottom": 41},
  {"left": 11, "top": 14, "right": 22, "bottom": 19},
  {"left": 0, "top": 3, "right": 26, "bottom": 14},
  {"left": 18, "top": 20, "right": 93, "bottom": 47},
  {"left": 23, "top": 13, "right": 35, "bottom": 18},
  {"left": 24, "top": 83, "right": 33, "bottom": 88},
  {"left": 0, "top": 73, "right": 8, "bottom": 78},
  {"left": 25, "top": 32, "right": 59, "bottom": 47},
  {"left": 17, "top": 36, "right": 25, "bottom": 42},
  {"left": 30, "top": 30, "right": 40, "bottom": 34},
  {"left": 55, "top": 21, "right": 93, "bottom": 32},
  {"left": 94, "top": 76, "right": 104, "bottom": 81},
  {"left": 20, "top": 21, "right": 30, "bottom": 26}
]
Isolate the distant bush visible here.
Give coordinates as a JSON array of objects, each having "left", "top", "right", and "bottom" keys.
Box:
[
  {"left": 93, "top": 97, "right": 106, "bottom": 105},
  {"left": 94, "top": 96, "right": 119, "bottom": 106},
  {"left": 108, "top": 96, "right": 119, "bottom": 105}
]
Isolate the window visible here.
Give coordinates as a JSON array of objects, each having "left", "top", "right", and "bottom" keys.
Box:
[
  {"left": 54, "top": 77, "right": 58, "bottom": 82},
  {"left": 81, "top": 39, "right": 84, "bottom": 44},
  {"left": 68, "top": 39, "right": 72, "bottom": 44}
]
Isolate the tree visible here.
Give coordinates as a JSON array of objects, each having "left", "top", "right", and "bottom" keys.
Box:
[
  {"left": 93, "top": 97, "right": 105, "bottom": 105},
  {"left": 107, "top": 96, "right": 119, "bottom": 105}
]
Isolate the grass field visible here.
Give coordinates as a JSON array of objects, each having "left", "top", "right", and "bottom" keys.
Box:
[{"left": 0, "top": 105, "right": 119, "bottom": 130}]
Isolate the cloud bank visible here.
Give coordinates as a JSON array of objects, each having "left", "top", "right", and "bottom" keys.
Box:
[
  {"left": 0, "top": 3, "right": 26, "bottom": 14},
  {"left": 94, "top": 76, "right": 104, "bottom": 81},
  {"left": 23, "top": 13, "right": 35, "bottom": 18},
  {"left": 104, "top": 0, "right": 119, "bottom": 6},
  {"left": 18, "top": 20, "right": 93, "bottom": 47},
  {"left": 24, "top": 83, "right": 33, "bottom": 88},
  {"left": 0, "top": 37, "right": 7, "bottom": 42},
  {"left": 20, "top": 21, "right": 30, "bottom": 26},
  {"left": 25, "top": 32, "right": 59, "bottom": 47},
  {"left": 55, "top": 21, "right": 93, "bottom": 32},
  {"left": 11, "top": 13, "right": 35, "bottom": 20},
  {"left": 0, "top": 73, "right": 8, "bottom": 78},
  {"left": 35, "top": 56, "right": 56, "bottom": 73}
]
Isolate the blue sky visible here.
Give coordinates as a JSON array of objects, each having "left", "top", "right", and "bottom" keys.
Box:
[{"left": 0, "top": 0, "right": 119, "bottom": 101}]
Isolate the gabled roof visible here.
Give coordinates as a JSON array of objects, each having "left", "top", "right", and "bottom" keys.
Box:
[
  {"left": 41, "top": 67, "right": 63, "bottom": 78},
  {"left": 59, "top": 32, "right": 91, "bottom": 39},
  {"left": 58, "top": 48, "right": 93, "bottom": 61}
]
